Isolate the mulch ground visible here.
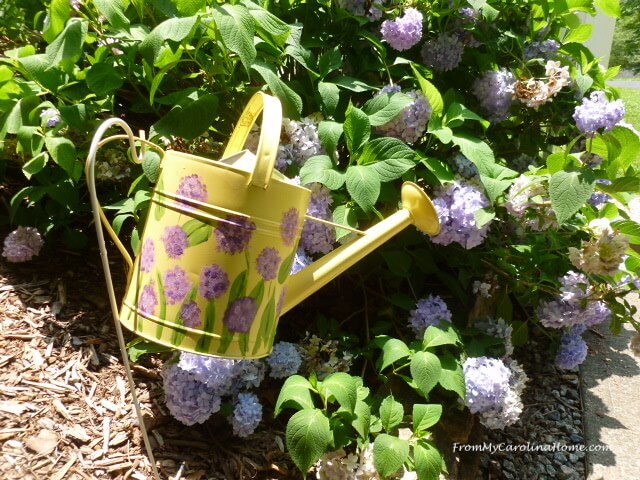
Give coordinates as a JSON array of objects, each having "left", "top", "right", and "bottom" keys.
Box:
[{"left": 0, "top": 247, "right": 296, "bottom": 480}]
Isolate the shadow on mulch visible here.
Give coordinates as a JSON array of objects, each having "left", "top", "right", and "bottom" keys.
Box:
[{"left": 0, "top": 245, "right": 299, "bottom": 479}]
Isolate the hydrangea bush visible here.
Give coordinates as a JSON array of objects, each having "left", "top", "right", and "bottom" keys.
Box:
[{"left": 2, "top": 0, "right": 640, "bottom": 478}]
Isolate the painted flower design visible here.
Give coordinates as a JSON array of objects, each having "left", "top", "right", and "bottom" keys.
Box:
[
  {"left": 140, "top": 238, "right": 155, "bottom": 273},
  {"left": 223, "top": 297, "right": 258, "bottom": 333},
  {"left": 177, "top": 174, "right": 208, "bottom": 202},
  {"left": 280, "top": 208, "right": 299, "bottom": 246},
  {"left": 164, "top": 266, "right": 192, "bottom": 305},
  {"left": 200, "top": 264, "right": 230, "bottom": 300},
  {"left": 214, "top": 215, "right": 256, "bottom": 255},
  {"left": 277, "top": 288, "right": 286, "bottom": 316},
  {"left": 256, "top": 247, "right": 281, "bottom": 281},
  {"left": 181, "top": 301, "right": 202, "bottom": 328},
  {"left": 162, "top": 225, "right": 189, "bottom": 259},
  {"left": 139, "top": 283, "right": 158, "bottom": 316}
]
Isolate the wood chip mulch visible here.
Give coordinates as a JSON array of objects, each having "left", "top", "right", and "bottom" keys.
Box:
[{"left": 0, "top": 249, "right": 296, "bottom": 480}]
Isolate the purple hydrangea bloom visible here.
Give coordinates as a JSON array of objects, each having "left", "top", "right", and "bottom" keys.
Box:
[
  {"left": 589, "top": 179, "right": 612, "bottom": 206},
  {"left": 380, "top": 8, "right": 423, "bottom": 51},
  {"left": 539, "top": 271, "right": 611, "bottom": 329},
  {"left": 573, "top": 91, "right": 625, "bottom": 136},
  {"left": 40, "top": 108, "right": 61, "bottom": 128},
  {"left": 430, "top": 180, "right": 491, "bottom": 249},
  {"left": 181, "top": 301, "right": 202, "bottom": 328},
  {"left": 230, "top": 392, "right": 262, "bottom": 437},
  {"left": 458, "top": 7, "right": 478, "bottom": 23},
  {"left": 281, "top": 208, "right": 300, "bottom": 246},
  {"left": 337, "top": 0, "right": 367, "bottom": 16},
  {"left": 199, "top": 264, "right": 230, "bottom": 300},
  {"left": 162, "top": 362, "right": 221, "bottom": 425},
  {"left": 420, "top": 33, "right": 465, "bottom": 72},
  {"left": 2, "top": 226, "right": 44, "bottom": 263},
  {"left": 408, "top": 294, "right": 453, "bottom": 339},
  {"left": 140, "top": 238, "right": 155, "bottom": 273},
  {"left": 163, "top": 266, "right": 192, "bottom": 305},
  {"left": 266, "top": 341, "right": 302, "bottom": 378},
  {"left": 582, "top": 300, "right": 611, "bottom": 327},
  {"left": 463, "top": 356, "right": 512, "bottom": 414},
  {"left": 300, "top": 184, "right": 336, "bottom": 254},
  {"left": 177, "top": 174, "right": 208, "bottom": 202},
  {"left": 256, "top": 247, "right": 281, "bottom": 281},
  {"left": 223, "top": 297, "right": 259, "bottom": 333},
  {"left": 178, "top": 352, "right": 237, "bottom": 394},
  {"left": 472, "top": 69, "right": 516, "bottom": 122},
  {"left": 554, "top": 333, "right": 588, "bottom": 370},
  {"left": 162, "top": 225, "right": 189, "bottom": 259},
  {"left": 375, "top": 85, "right": 432, "bottom": 144},
  {"left": 215, "top": 215, "right": 256, "bottom": 255},
  {"left": 524, "top": 39, "right": 561, "bottom": 60},
  {"left": 291, "top": 247, "right": 313, "bottom": 275},
  {"left": 139, "top": 283, "right": 158, "bottom": 316}
]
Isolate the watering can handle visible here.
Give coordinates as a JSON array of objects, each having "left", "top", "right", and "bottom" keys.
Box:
[
  {"left": 85, "top": 118, "right": 163, "bottom": 271},
  {"left": 222, "top": 92, "right": 282, "bottom": 189}
]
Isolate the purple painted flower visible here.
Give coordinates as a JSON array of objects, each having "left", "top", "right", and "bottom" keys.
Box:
[
  {"left": 215, "top": 215, "right": 256, "bottom": 255},
  {"left": 380, "top": 8, "right": 423, "bottom": 51},
  {"left": 199, "top": 264, "right": 230, "bottom": 300},
  {"left": 139, "top": 283, "right": 158, "bottom": 316},
  {"left": 164, "top": 266, "right": 192, "bottom": 305},
  {"left": 177, "top": 174, "right": 208, "bottom": 202},
  {"left": 256, "top": 247, "right": 281, "bottom": 281},
  {"left": 181, "top": 301, "right": 202, "bottom": 328},
  {"left": 162, "top": 225, "right": 189, "bottom": 259},
  {"left": 281, "top": 208, "right": 300, "bottom": 246},
  {"left": 223, "top": 297, "right": 259, "bottom": 333},
  {"left": 140, "top": 238, "right": 155, "bottom": 273}
]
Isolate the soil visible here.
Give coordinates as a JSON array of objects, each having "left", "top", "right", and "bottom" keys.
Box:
[{"left": 0, "top": 246, "right": 297, "bottom": 480}]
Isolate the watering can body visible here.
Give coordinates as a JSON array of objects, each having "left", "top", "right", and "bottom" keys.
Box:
[
  {"left": 89, "top": 92, "right": 440, "bottom": 359},
  {"left": 120, "top": 148, "right": 311, "bottom": 358}
]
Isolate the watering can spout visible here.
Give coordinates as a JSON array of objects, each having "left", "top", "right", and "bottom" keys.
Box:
[{"left": 281, "top": 182, "right": 440, "bottom": 315}]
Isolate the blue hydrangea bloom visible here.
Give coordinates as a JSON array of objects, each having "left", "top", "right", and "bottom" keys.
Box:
[
  {"left": 408, "top": 295, "right": 453, "bottom": 339},
  {"left": 573, "top": 91, "right": 625, "bottom": 136},
  {"left": 375, "top": 85, "right": 432, "bottom": 143},
  {"left": 380, "top": 8, "right": 423, "bottom": 51},
  {"left": 472, "top": 69, "right": 516, "bottom": 122},
  {"left": 232, "top": 360, "right": 266, "bottom": 392},
  {"left": 267, "top": 341, "right": 303, "bottom": 378},
  {"left": 291, "top": 247, "right": 313, "bottom": 275},
  {"left": 177, "top": 352, "right": 236, "bottom": 395},
  {"left": 300, "top": 183, "right": 336, "bottom": 254},
  {"left": 430, "top": 180, "right": 491, "bottom": 249},
  {"left": 230, "top": 392, "right": 263, "bottom": 437},
  {"left": 463, "top": 356, "right": 512, "bottom": 414},
  {"left": 162, "top": 362, "right": 221, "bottom": 425},
  {"left": 450, "top": 153, "right": 478, "bottom": 179},
  {"left": 554, "top": 333, "right": 588, "bottom": 370},
  {"left": 420, "top": 33, "right": 465, "bottom": 72}
]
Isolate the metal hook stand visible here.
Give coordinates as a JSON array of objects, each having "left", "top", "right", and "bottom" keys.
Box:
[{"left": 86, "top": 118, "right": 162, "bottom": 480}]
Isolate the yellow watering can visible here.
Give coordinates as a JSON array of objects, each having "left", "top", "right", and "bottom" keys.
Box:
[{"left": 87, "top": 92, "right": 440, "bottom": 361}]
